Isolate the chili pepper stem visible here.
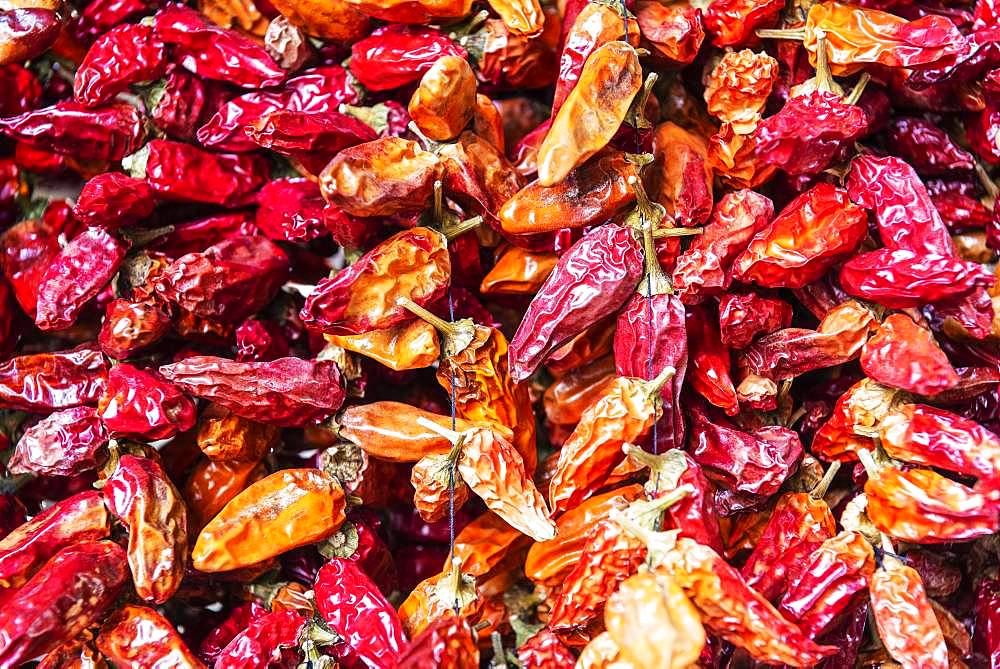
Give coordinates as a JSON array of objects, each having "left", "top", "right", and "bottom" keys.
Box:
[
  {"left": 640, "top": 213, "right": 672, "bottom": 294},
  {"left": 810, "top": 460, "right": 841, "bottom": 499},
  {"left": 491, "top": 631, "right": 509, "bottom": 669},
  {"left": 442, "top": 215, "right": 483, "bottom": 241},
  {"left": 756, "top": 28, "right": 807, "bottom": 40},
  {"left": 811, "top": 31, "right": 836, "bottom": 94},
  {"left": 856, "top": 448, "right": 881, "bottom": 478},
  {"left": 843, "top": 73, "right": 871, "bottom": 106},
  {"left": 644, "top": 365, "right": 677, "bottom": 396},
  {"left": 396, "top": 296, "right": 474, "bottom": 355},
  {"left": 415, "top": 415, "right": 463, "bottom": 444},
  {"left": 652, "top": 227, "right": 703, "bottom": 238}
]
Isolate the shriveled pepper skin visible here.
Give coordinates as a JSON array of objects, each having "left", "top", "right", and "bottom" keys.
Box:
[
  {"left": 73, "top": 23, "right": 166, "bottom": 107},
  {"left": 0, "top": 541, "right": 128, "bottom": 669},
  {"left": 96, "top": 605, "right": 205, "bottom": 669},
  {"left": 99, "top": 365, "right": 197, "bottom": 441},
  {"left": 860, "top": 313, "right": 959, "bottom": 396},
  {"left": 871, "top": 557, "right": 949, "bottom": 669},
  {"left": 192, "top": 469, "right": 345, "bottom": 572},
  {"left": 537, "top": 41, "right": 641, "bottom": 187},
  {"left": 159, "top": 356, "right": 345, "bottom": 427},
  {"left": 509, "top": 224, "right": 643, "bottom": 382},
  {"left": 301, "top": 227, "right": 449, "bottom": 335},
  {"left": 8, "top": 406, "right": 108, "bottom": 477},
  {"left": 396, "top": 611, "right": 479, "bottom": 669},
  {"left": 0, "top": 490, "right": 109, "bottom": 593},
  {"left": 105, "top": 455, "right": 188, "bottom": 604},
  {"left": 0, "top": 101, "right": 145, "bottom": 162},
  {"left": 408, "top": 55, "right": 477, "bottom": 142},
  {"left": 35, "top": 226, "right": 127, "bottom": 331},
  {"left": 315, "top": 557, "right": 407, "bottom": 668}
]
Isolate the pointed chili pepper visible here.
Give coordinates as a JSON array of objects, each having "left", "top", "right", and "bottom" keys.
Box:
[
  {"left": 0, "top": 541, "right": 128, "bottom": 668},
  {"left": 480, "top": 245, "right": 558, "bottom": 295},
  {"left": 8, "top": 406, "right": 108, "bottom": 477},
  {"left": 160, "top": 356, "right": 345, "bottom": 427},
  {"left": 245, "top": 109, "right": 378, "bottom": 176},
  {"left": 870, "top": 548, "right": 949, "bottom": 669},
  {"left": 350, "top": 25, "right": 466, "bottom": 92},
  {"left": 537, "top": 41, "right": 642, "bottom": 186},
  {"left": 326, "top": 321, "right": 441, "bottom": 372},
  {"left": 0, "top": 490, "right": 109, "bottom": 593},
  {"left": 73, "top": 172, "right": 156, "bottom": 229},
  {"left": 509, "top": 219, "right": 644, "bottom": 382},
  {"left": 96, "top": 604, "right": 204, "bottom": 669},
  {"left": 0, "top": 344, "right": 109, "bottom": 412},
  {"left": 397, "top": 611, "right": 479, "bottom": 668},
  {"left": 860, "top": 313, "right": 960, "bottom": 395},
  {"left": 105, "top": 454, "right": 188, "bottom": 604},
  {"left": 860, "top": 449, "right": 999, "bottom": 544},
  {"left": 408, "top": 55, "right": 477, "bottom": 142},
  {"left": 193, "top": 468, "right": 346, "bottom": 572},
  {"left": 73, "top": 22, "right": 166, "bottom": 107},
  {"left": 0, "top": 101, "right": 145, "bottom": 162},
  {"left": 739, "top": 463, "right": 840, "bottom": 601}
]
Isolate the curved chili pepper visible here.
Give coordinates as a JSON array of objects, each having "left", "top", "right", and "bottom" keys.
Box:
[
  {"left": 97, "top": 604, "right": 205, "bottom": 669},
  {"left": 8, "top": 406, "right": 108, "bottom": 477}
]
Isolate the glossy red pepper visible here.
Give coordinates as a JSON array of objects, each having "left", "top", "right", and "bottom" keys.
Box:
[
  {"left": 314, "top": 557, "right": 408, "bottom": 668},
  {"left": 98, "top": 364, "right": 196, "bottom": 440},
  {"left": 73, "top": 172, "right": 156, "bottom": 229},
  {"left": 686, "top": 303, "right": 740, "bottom": 415},
  {"left": 0, "top": 101, "right": 145, "bottom": 162},
  {"left": 0, "top": 345, "right": 109, "bottom": 412},
  {"left": 350, "top": 25, "right": 467, "bottom": 92},
  {"left": 8, "top": 406, "right": 108, "bottom": 477},
  {"left": 138, "top": 139, "right": 269, "bottom": 207},
  {"left": 74, "top": 22, "right": 166, "bottom": 107}
]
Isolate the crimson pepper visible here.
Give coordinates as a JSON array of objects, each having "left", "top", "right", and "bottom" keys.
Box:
[
  {"left": 73, "top": 22, "right": 166, "bottom": 107},
  {"left": 245, "top": 109, "right": 377, "bottom": 175},
  {"left": 98, "top": 364, "right": 196, "bottom": 440},
  {"left": 350, "top": 25, "right": 467, "bottom": 92},
  {"left": 149, "top": 211, "right": 258, "bottom": 258},
  {"left": 510, "top": 223, "right": 643, "bottom": 382},
  {"left": 885, "top": 117, "right": 976, "bottom": 175},
  {"left": 689, "top": 402, "right": 804, "bottom": 514},
  {"left": 197, "top": 65, "right": 359, "bottom": 152},
  {"left": 213, "top": 609, "right": 306, "bottom": 668},
  {"left": 159, "top": 356, "right": 345, "bottom": 427},
  {"left": 153, "top": 236, "right": 289, "bottom": 324},
  {"left": 347, "top": 510, "right": 399, "bottom": 596},
  {"left": 137, "top": 139, "right": 269, "bottom": 207},
  {"left": 0, "top": 64, "right": 41, "bottom": 117},
  {"left": 703, "top": 0, "right": 784, "bottom": 47},
  {"left": 8, "top": 406, "right": 108, "bottom": 478},
  {"left": 0, "top": 490, "right": 109, "bottom": 594},
  {"left": 34, "top": 226, "right": 127, "bottom": 331},
  {"left": 0, "top": 101, "right": 145, "bottom": 162},
  {"left": 314, "top": 557, "right": 408, "bottom": 668},
  {"left": 0, "top": 345, "right": 109, "bottom": 412},
  {"left": 153, "top": 3, "right": 285, "bottom": 88},
  {"left": 199, "top": 602, "right": 266, "bottom": 665},
  {"left": 0, "top": 218, "right": 59, "bottom": 318},
  {"left": 149, "top": 69, "right": 215, "bottom": 141},
  {"left": 685, "top": 303, "right": 739, "bottom": 415},
  {"left": 99, "top": 297, "right": 172, "bottom": 360},
  {"left": 0, "top": 541, "right": 128, "bottom": 667},
  {"left": 73, "top": 172, "right": 156, "bottom": 229},
  {"left": 840, "top": 249, "right": 994, "bottom": 309},
  {"left": 235, "top": 319, "right": 290, "bottom": 362},
  {"left": 718, "top": 291, "right": 793, "bottom": 350},
  {"left": 975, "top": 578, "right": 1000, "bottom": 669}
]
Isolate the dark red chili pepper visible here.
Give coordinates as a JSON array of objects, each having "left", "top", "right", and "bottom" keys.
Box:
[
  {"left": 73, "top": 172, "right": 156, "bottom": 229},
  {"left": 138, "top": 138, "right": 269, "bottom": 207},
  {"left": 213, "top": 609, "right": 305, "bottom": 669},
  {"left": 840, "top": 249, "right": 994, "bottom": 309},
  {"left": 99, "top": 297, "right": 172, "bottom": 360},
  {"left": 510, "top": 223, "right": 643, "bottom": 382},
  {"left": 685, "top": 303, "right": 740, "bottom": 415},
  {"left": 314, "top": 557, "right": 408, "bottom": 668},
  {"left": 975, "top": 577, "right": 1000, "bottom": 669},
  {"left": 885, "top": 117, "right": 976, "bottom": 175},
  {"left": 0, "top": 8, "right": 62, "bottom": 66},
  {"left": 0, "top": 218, "right": 60, "bottom": 318},
  {"left": 0, "top": 541, "right": 128, "bottom": 667},
  {"left": 153, "top": 3, "right": 285, "bottom": 88},
  {"left": 0, "top": 63, "right": 41, "bottom": 117},
  {"left": 73, "top": 22, "right": 166, "bottom": 107},
  {"left": 0, "top": 490, "right": 109, "bottom": 594},
  {"left": 153, "top": 236, "right": 289, "bottom": 324},
  {"left": 718, "top": 291, "right": 793, "bottom": 350},
  {"left": 197, "top": 65, "right": 359, "bottom": 152},
  {"left": 235, "top": 319, "right": 290, "bottom": 362},
  {"left": 8, "top": 406, "right": 108, "bottom": 477},
  {"left": 159, "top": 356, "right": 345, "bottom": 427},
  {"left": 98, "top": 364, "right": 196, "bottom": 440},
  {"left": 35, "top": 226, "right": 127, "bottom": 331},
  {"left": 0, "top": 345, "right": 109, "bottom": 412},
  {"left": 0, "top": 101, "right": 145, "bottom": 162},
  {"left": 350, "top": 25, "right": 467, "bottom": 92},
  {"left": 245, "top": 109, "right": 377, "bottom": 176},
  {"left": 199, "top": 602, "right": 266, "bottom": 665},
  {"left": 149, "top": 211, "right": 258, "bottom": 259},
  {"left": 254, "top": 179, "right": 328, "bottom": 243},
  {"left": 149, "top": 69, "right": 214, "bottom": 141}
]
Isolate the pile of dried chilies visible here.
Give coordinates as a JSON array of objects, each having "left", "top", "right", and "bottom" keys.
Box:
[{"left": 1, "top": 0, "right": 1000, "bottom": 666}]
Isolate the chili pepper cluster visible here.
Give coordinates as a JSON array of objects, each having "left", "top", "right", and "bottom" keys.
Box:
[{"left": 1, "top": 0, "right": 1000, "bottom": 666}]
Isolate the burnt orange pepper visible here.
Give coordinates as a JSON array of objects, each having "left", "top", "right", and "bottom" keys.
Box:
[
  {"left": 453, "top": 511, "right": 527, "bottom": 578},
  {"left": 525, "top": 483, "right": 643, "bottom": 586},
  {"left": 472, "top": 93, "right": 505, "bottom": 149},
  {"left": 183, "top": 458, "right": 266, "bottom": 531},
  {"left": 543, "top": 354, "right": 616, "bottom": 429},
  {"left": 411, "top": 452, "right": 470, "bottom": 522},
  {"left": 486, "top": 0, "right": 542, "bottom": 36},
  {"left": 197, "top": 403, "right": 279, "bottom": 462},
  {"left": 319, "top": 138, "right": 441, "bottom": 218},
  {"left": 96, "top": 604, "right": 204, "bottom": 669},
  {"left": 480, "top": 245, "right": 558, "bottom": 296},
  {"left": 548, "top": 366, "right": 673, "bottom": 514},
  {"left": 325, "top": 320, "right": 441, "bottom": 372},
  {"left": 708, "top": 121, "right": 777, "bottom": 189},
  {"left": 192, "top": 468, "right": 346, "bottom": 572},
  {"left": 650, "top": 121, "right": 714, "bottom": 227},
  {"left": 336, "top": 401, "right": 512, "bottom": 462},
  {"left": 604, "top": 571, "right": 705, "bottom": 669},
  {"left": 545, "top": 316, "right": 616, "bottom": 377},
  {"left": 400, "top": 298, "right": 537, "bottom": 471},
  {"left": 498, "top": 150, "right": 639, "bottom": 235},
  {"left": 536, "top": 41, "right": 642, "bottom": 186},
  {"left": 408, "top": 55, "right": 477, "bottom": 142},
  {"left": 269, "top": 0, "right": 370, "bottom": 40},
  {"left": 704, "top": 49, "right": 779, "bottom": 133},
  {"left": 811, "top": 378, "right": 901, "bottom": 462},
  {"left": 398, "top": 557, "right": 481, "bottom": 638},
  {"left": 871, "top": 552, "right": 949, "bottom": 668}
]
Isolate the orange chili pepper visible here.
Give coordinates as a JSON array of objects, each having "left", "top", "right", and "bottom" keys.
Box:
[
  {"left": 192, "top": 468, "right": 345, "bottom": 572},
  {"left": 871, "top": 552, "right": 949, "bottom": 668},
  {"left": 704, "top": 49, "right": 779, "bottom": 133},
  {"left": 650, "top": 121, "right": 714, "bottom": 227},
  {"left": 269, "top": 0, "right": 370, "bottom": 40},
  {"left": 408, "top": 55, "right": 477, "bottom": 142},
  {"left": 453, "top": 511, "right": 527, "bottom": 578},
  {"left": 196, "top": 403, "right": 279, "bottom": 462},
  {"left": 398, "top": 557, "right": 481, "bottom": 638},
  {"left": 480, "top": 245, "right": 558, "bottom": 296},
  {"left": 325, "top": 320, "right": 441, "bottom": 372},
  {"left": 183, "top": 457, "right": 266, "bottom": 531},
  {"left": 411, "top": 452, "right": 471, "bottom": 522},
  {"left": 96, "top": 604, "right": 204, "bottom": 669}
]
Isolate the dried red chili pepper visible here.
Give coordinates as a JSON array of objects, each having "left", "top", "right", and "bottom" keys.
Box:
[
  {"left": 99, "top": 297, "right": 172, "bottom": 360},
  {"left": 154, "top": 3, "right": 285, "bottom": 88},
  {"left": 213, "top": 609, "right": 307, "bottom": 669},
  {"left": 704, "top": 0, "right": 784, "bottom": 47},
  {"left": 314, "top": 557, "right": 408, "bottom": 668},
  {"left": 685, "top": 303, "right": 740, "bottom": 415},
  {"left": 73, "top": 172, "right": 156, "bottom": 229},
  {"left": 98, "top": 364, "right": 196, "bottom": 440},
  {"left": 860, "top": 313, "right": 960, "bottom": 395},
  {"left": 0, "top": 345, "right": 109, "bottom": 412},
  {"left": 136, "top": 139, "right": 269, "bottom": 207},
  {"left": 74, "top": 22, "right": 165, "bottom": 107},
  {"left": 8, "top": 406, "right": 108, "bottom": 477},
  {"left": 161, "top": 356, "right": 344, "bottom": 427},
  {"left": 974, "top": 578, "right": 1000, "bottom": 669},
  {"left": 245, "top": 109, "right": 377, "bottom": 176},
  {"left": 0, "top": 541, "right": 128, "bottom": 667},
  {"left": 397, "top": 611, "right": 479, "bottom": 668},
  {"left": 0, "top": 101, "right": 145, "bottom": 162}
]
